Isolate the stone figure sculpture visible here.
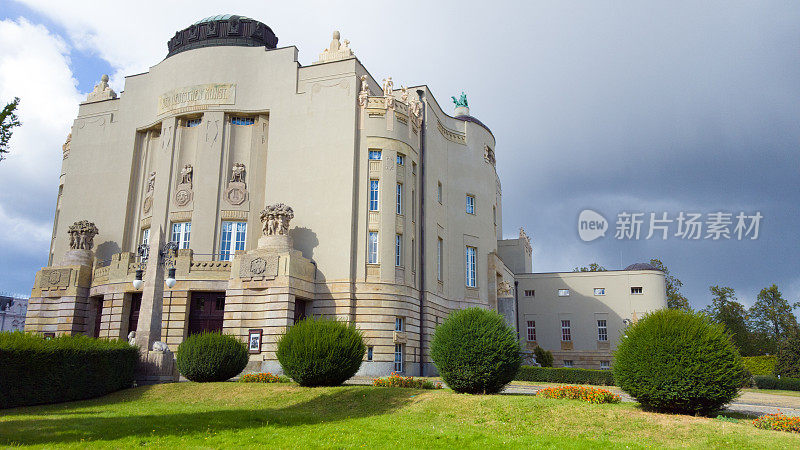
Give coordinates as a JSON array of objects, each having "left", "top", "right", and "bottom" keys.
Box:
[
  {"left": 451, "top": 92, "right": 468, "bottom": 108},
  {"left": 382, "top": 77, "right": 393, "bottom": 97},
  {"left": 128, "top": 331, "right": 136, "bottom": 345},
  {"left": 230, "top": 163, "right": 246, "bottom": 183},
  {"left": 180, "top": 164, "right": 193, "bottom": 186},
  {"left": 358, "top": 75, "right": 370, "bottom": 107},
  {"left": 62, "top": 133, "right": 71, "bottom": 159},
  {"left": 260, "top": 203, "right": 294, "bottom": 236},
  {"left": 147, "top": 171, "right": 156, "bottom": 192},
  {"left": 152, "top": 341, "right": 169, "bottom": 352},
  {"left": 85, "top": 74, "right": 117, "bottom": 102},
  {"left": 67, "top": 220, "right": 99, "bottom": 250},
  {"left": 497, "top": 280, "right": 512, "bottom": 297},
  {"left": 400, "top": 86, "right": 409, "bottom": 105}
]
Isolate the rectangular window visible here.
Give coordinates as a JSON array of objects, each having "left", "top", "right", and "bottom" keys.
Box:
[
  {"left": 526, "top": 320, "right": 536, "bottom": 341},
  {"left": 412, "top": 162, "right": 417, "bottom": 175},
  {"left": 466, "top": 194, "right": 475, "bottom": 214},
  {"left": 564, "top": 360, "right": 574, "bottom": 368},
  {"left": 369, "top": 150, "right": 382, "bottom": 160},
  {"left": 219, "top": 221, "right": 247, "bottom": 261},
  {"left": 185, "top": 118, "right": 201, "bottom": 127},
  {"left": 594, "top": 288, "right": 606, "bottom": 296},
  {"left": 600, "top": 360, "right": 610, "bottom": 370},
  {"left": 411, "top": 238, "right": 415, "bottom": 271},
  {"left": 524, "top": 289, "right": 535, "bottom": 297},
  {"left": 141, "top": 228, "right": 150, "bottom": 246},
  {"left": 367, "top": 346, "right": 374, "bottom": 361},
  {"left": 437, "top": 182, "right": 442, "bottom": 203},
  {"left": 437, "top": 237, "right": 443, "bottom": 281},
  {"left": 631, "top": 286, "right": 643, "bottom": 294},
  {"left": 231, "top": 116, "right": 255, "bottom": 126},
  {"left": 171, "top": 222, "right": 191, "bottom": 249},
  {"left": 465, "top": 246, "right": 477, "bottom": 287},
  {"left": 394, "top": 343, "right": 404, "bottom": 372},
  {"left": 369, "top": 179, "right": 379, "bottom": 211},
  {"left": 395, "top": 317, "right": 404, "bottom": 332},
  {"left": 368, "top": 232, "right": 379, "bottom": 264},
  {"left": 558, "top": 289, "right": 570, "bottom": 297},
  {"left": 396, "top": 183, "right": 403, "bottom": 214},
  {"left": 597, "top": 320, "right": 608, "bottom": 341},
  {"left": 395, "top": 234, "right": 403, "bottom": 267},
  {"left": 412, "top": 190, "right": 416, "bottom": 221},
  {"left": 396, "top": 154, "right": 404, "bottom": 165},
  {"left": 561, "top": 320, "right": 572, "bottom": 341}
]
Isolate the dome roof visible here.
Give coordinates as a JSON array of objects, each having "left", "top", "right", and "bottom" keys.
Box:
[
  {"left": 454, "top": 114, "right": 493, "bottom": 137},
  {"left": 166, "top": 15, "right": 278, "bottom": 59},
  {"left": 624, "top": 262, "right": 661, "bottom": 271}
]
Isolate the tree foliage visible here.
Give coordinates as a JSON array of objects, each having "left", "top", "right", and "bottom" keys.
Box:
[
  {"left": 703, "top": 285, "right": 752, "bottom": 354},
  {"left": 749, "top": 284, "right": 799, "bottom": 342},
  {"left": 649, "top": 258, "right": 691, "bottom": 311},
  {"left": 0, "top": 97, "right": 21, "bottom": 161},
  {"left": 572, "top": 263, "right": 607, "bottom": 272},
  {"left": 775, "top": 331, "right": 800, "bottom": 378}
]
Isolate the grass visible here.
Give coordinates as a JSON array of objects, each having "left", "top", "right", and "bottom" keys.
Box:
[
  {"left": 1, "top": 383, "right": 799, "bottom": 448},
  {"left": 742, "top": 388, "right": 800, "bottom": 398}
]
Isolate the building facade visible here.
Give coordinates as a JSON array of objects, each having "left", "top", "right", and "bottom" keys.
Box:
[{"left": 25, "top": 16, "right": 666, "bottom": 376}]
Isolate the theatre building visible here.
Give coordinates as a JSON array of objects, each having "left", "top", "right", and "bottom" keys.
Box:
[{"left": 25, "top": 15, "right": 666, "bottom": 377}]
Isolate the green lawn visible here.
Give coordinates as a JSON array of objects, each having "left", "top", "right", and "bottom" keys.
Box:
[{"left": 1, "top": 383, "right": 798, "bottom": 448}]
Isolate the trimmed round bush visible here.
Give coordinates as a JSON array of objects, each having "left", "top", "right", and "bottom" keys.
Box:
[
  {"left": 277, "top": 317, "right": 365, "bottom": 386},
  {"left": 0, "top": 331, "right": 138, "bottom": 408},
  {"left": 430, "top": 307, "right": 521, "bottom": 394},
  {"left": 613, "top": 309, "right": 747, "bottom": 415},
  {"left": 775, "top": 331, "right": 800, "bottom": 378},
  {"left": 176, "top": 332, "right": 248, "bottom": 382}
]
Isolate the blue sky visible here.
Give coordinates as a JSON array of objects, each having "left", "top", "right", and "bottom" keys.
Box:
[{"left": 0, "top": 1, "right": 798, "bottom": 311}]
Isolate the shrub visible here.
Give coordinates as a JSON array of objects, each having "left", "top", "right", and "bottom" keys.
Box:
[
  {"left": 775, "top": 332, "right": 800, "bottom": 378},
  {"left": 0, "top": 331, "right": 138, "bottom": 409},
  {"left": 743, "top": 355, "right": 776, "bottom": 376},
  {"left": 753, "top": 375, "right": 800, "bottom": 392},
  {"left": 430, "top": 307, "right": 521, "bottom": 394},
  {"left": 515, "top": 366, "right": 615, "bottom": 386},
  {"left": 534, "top": 346, "right": 554, "bottom": 367},
  {"left": 372, "top": 373, "right": 443, "bottom": 389},
  {"left": 276, "top": 317, "right": 365, "bottom": 387},
  {"left": 176, "top": 332, "right": 248, "bottom": 382},
  {"left": 536, "top": 385, "right": 620, "bottom": 404},
  {"left": 239, "top": 372, "right": 291, "bottom": 383},
  {"left": 612, "top": 309, "right": 747, "bottom": 416},
  {"left": 753, "top": 414, "right": 800, "bottom": 433}
]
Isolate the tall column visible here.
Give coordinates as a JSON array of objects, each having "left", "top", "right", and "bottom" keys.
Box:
[{"left": 136, "top": 226, "right": 166, "bottom": 351}]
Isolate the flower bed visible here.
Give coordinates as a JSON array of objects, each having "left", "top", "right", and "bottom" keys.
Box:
[
  {"left": 239, "top": 372, "right": 291, "bottom": 383},
  {"left": 372, "top": 373, "right": 442, "bottom": 389},
  {"left": 536, "top": 385, "right": 621, "bottom": 404},
  {"left": 753, "top": 414, "right": 800, "bottom": 433}
]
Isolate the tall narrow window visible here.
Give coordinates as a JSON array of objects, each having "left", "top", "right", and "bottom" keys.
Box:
[
  {"left": 396, "top": 154, "right": 404, "bottom": 165},
  {"left": 466, "top": 194, "right": 475, "bottom": 214},
  {"left": 171, "top": 222, "right": 191, "bottom": 249},
  {"left": 527, "top": 320, "right": 536, "bottom": 341},
  {"left": 369, "top": 180, "right": 379, "bottom": 211},
  {"left": 368, "top": 150, "right": 382, "bottom": 160},
  {"left": 493, "top": 205, "right": 497, "bottom": 225},
  {"left": 368, "top": 231, "right": 379, "bottom": 264},
  {"left": 437, "top": 237, "right": 443, "bottom": 281},
  {"left": 394, "top": 343, "right": 404, "bottom": 372},
  {"left": 367, "top": 346, "right": 374, "bottom": 361},
  {"left": 437, "top": 182, "right": 442, "bottom": 203},
  {"left": 395, "top": 317, "right": 404, "bottom": 332},
  {"left": 395, "top": 234, "right": 403, "bottom": 266},
  {"left": 561, "top": 320, "right": 572, "bottom": 342},
  {"left": 141, "top": 228, "right": 150, "bottom": 246},
  {"left": 411, "top": 238, "right": 415, "bottom": 271},
  {"left": 219, "top": 221, "right": 247, "bottom": 261},
  {"left": 465, "top": 246, "right": 477, "bottom": 287},
  {"left": 597, "top": 320, "right": 608, "bottom": 341},
  {"left": 412, "top": 190, "right": 416, "bottom": 221},
  {"left": 396, "top": 183, "right": 403, "bottom": 214}
]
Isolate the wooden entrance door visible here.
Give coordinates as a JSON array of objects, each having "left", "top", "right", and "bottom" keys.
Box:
[
  {"left": 294, "top": 298, "right": 308, "bottom": 324},
  {"left": 128, "top": 293, "right": 142, "bottom": 335},
  {"left": 188, "top": 292, "right": 225, "bottom": 335}
]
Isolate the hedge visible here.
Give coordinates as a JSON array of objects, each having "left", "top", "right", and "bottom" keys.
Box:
[
  {"left": 515, "top": 366, "right": 615, "bottom": 386},
  {"left": 753, "top": 375, "right": 800, "bottom": 392},
  {"left": 743, "top": 355, "right": 776, "bottom": 376},
  {"left": 0, "top": 331, "right": 138, "bottom": 409},
  {"left": 176, "top": 332, "right": 249, "bottom": 382}
]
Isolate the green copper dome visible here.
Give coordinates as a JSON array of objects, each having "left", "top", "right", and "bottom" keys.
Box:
[{"left": 193, "top": 14, "right": 252, "bottom": 25}]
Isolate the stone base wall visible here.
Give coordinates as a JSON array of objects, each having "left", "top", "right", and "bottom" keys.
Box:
[{"left": 550, "top": 350, "right": 614, "bottom": 370}]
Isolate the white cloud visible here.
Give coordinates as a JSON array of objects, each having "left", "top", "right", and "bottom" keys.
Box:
[{"left": 0, "top": 18, "right": 80, "bottom": 266}]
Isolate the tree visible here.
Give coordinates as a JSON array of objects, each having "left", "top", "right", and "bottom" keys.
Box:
[
  {"left": 749, "top": 284, "right": 799, "bottom": 343},
  {"left": 649, "top": 258, "right": 691, "bottom": 311},
  {"left": 703, "top": 285, "right": 752, "bottom": 355},
  {"left": 573, "top": 263, "right": 607, "bottom": 272},
  {"left": 0, "top": 97, "right": 21, "bottom": 161}
]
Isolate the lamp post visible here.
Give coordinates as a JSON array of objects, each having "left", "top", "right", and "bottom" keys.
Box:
[{"left": 132, "top": 242, "right": 179, "bottom": 289}]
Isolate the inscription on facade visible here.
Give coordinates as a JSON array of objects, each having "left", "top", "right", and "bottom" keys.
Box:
[
  {"left": 158, "top": 84, "right": 236, "bottom": 115},
  {"left": 39, "top": 268, "right": 72, "bottom": 289}
]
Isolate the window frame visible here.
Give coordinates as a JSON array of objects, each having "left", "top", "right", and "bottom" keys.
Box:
[
  {"left": 396, "top": 182, "right": 403, "bottom": 214},
  {"left": 395, "top": 234, "right": 403, "bottom": 267},
  {"left": 597, "top": 319, "right": 608, "bottom": 341},
  {"left": 396, "top": 154, "right": 404, "bottom": 165},
  {"left": 185, "top": 118, "right": 202, "bottom": 127},
  {"left": 594, "top": 288, "right": 606, "bottom": 296},
  {"left": 369, "top": 179, "right": 380, "bottom": 211},
  {"left": 524, "top": 289, "right": 535, "bottom": 297},
  {"left": 526, "top": 320, "right": 536, "bottom": 342},
  {"left": 558, "top": 289, "right": 570, "bottom": 297},
  {"left": 561, "top": 320, "right": 572, "bottom": 342},
  {"left": 170, "top": 222, "right": 191, "bottom": 249},
  {"left": 219, "top": 221, "right": 247, "bottom": 261},
  {"left": 600, "top": 360, "right": 610, "bottom": 370},
  {"left": 231, "top": 116, "right": 255, "bottom": 126},
  {"left": 563, "top": 360, "right": 574, "bottom": 368},
  {"left": 631, "top": 286, "right": 643, "bottom": 294},
  {"left": 465, "top": 246, "right": 477, "bottom": 288},
  {"left": 394, "top": 343, "right": 404, "bottom": 372},
  {"left": 395, "top": 317, "right": 404, "bottom": 332},
  {"left": 368, "top": 231, "right": 379, "bottom": 264},
  {"left": 367, "top": 346, "right": 374, "bottom": 361},
  {"left": 368, "top": 150, "right": 382, "bottom": 160},
  {"left": 436, "top": 237, "right": 443, "bottom": 281},
  {"left": 466, "top": 194, "right": 475, "bottom": 215}
]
